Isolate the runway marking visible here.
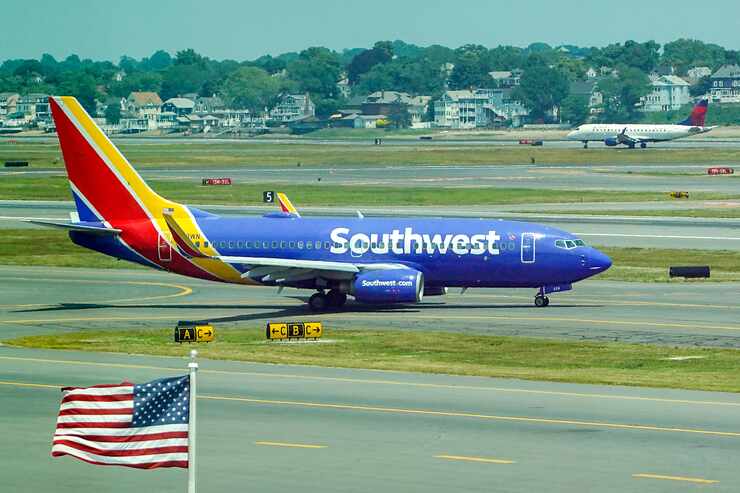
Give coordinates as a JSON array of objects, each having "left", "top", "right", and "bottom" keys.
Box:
[
  {"left": 463, "top": 293, "right": 740, "bottom": 311},
  {"left": 434, "top": 455, "right": 514, "bottom": 465},
  {"left": 200, "top": 395, "right": 740, "bottom": 438},
  {"left": 2, "top": 356, "right": 740, "bottom": 408},
  {"left": 632, "top": 473, "right": 719, "bottom": 484},
  {"left": 2, "top": 379, "right": 737, "bottom": 437},
  {"left": 0, "top": 314, "right": 204, "bottom": 324},
  {"left": 255, "top": 441, "right": 327, "bottom": 449},
  {"left": 0, "top": 278, "right": 193, "bottom": 308}
]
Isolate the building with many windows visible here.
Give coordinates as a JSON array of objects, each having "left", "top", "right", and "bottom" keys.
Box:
[
  {"left": 434, "top": 89, "right": 528, "bottom": 128},
  {"left": 269, "top": 93, "right": 315, "bottom": 122},
  {"left": 641, "top": 75, "right": 690, "bottom": 112},
  {"left": 709, "top": 64, "right": 740, "bottom": 103}
]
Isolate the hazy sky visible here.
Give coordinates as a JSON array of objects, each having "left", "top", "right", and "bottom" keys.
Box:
[{"left": 2, "top": 0, "right": 738, "bottom": 62}]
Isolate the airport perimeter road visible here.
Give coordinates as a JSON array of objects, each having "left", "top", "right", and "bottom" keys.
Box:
[
  {"left": 1, "top": 266, "right": 739, "bottom": 347},
  {"left": 0, "top": 347, "right": 738, "bottom": 492}
]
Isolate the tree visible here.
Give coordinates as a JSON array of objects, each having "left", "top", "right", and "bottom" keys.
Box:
[
  {"left": 514, "top": 64, "right": 569, "bottom": 121},
  {"left": 347, "top": 41, "right": 393, "bottom": 84},
  {"left": 160, "top": 64, "right": 208, "bottom": 100},
  {"left": 105, "top": 103, "right": 121, "bottom": 124},
  {"left": 221, "top": 66, "right": 280, "bottom": 113},
  {"left": 597, "top": 66, "right": 650, "bottom": 122},
  {"left": 174, "top": 48, "right": 207, "bottom": 68},
  {"left": 287, "top": 47, "right": 343, "bottom": 99},
  {"left": 141, "top": 50, "right": 172, "bottom": 71},
  {"left": 690, "top": 75, "right": 712, "bottom": 97},
  {"left": 662, "top": 39, "right": 726, "bottom": 73},
  {"left": 560, "top": 94, "right": 590, "bottom": 125},
  {"left": 357, "top": 57, "right": 445, "bottom": 95},
  {"left": 448, "top": 52, "right": 489, "bottom": 89},
  {"left": 57, "top": 72, "right": 98, "bottom": 114}
]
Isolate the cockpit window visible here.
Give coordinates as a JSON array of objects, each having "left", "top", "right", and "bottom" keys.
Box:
[{"left": 555, "top": 238, "right": 585, "bottom": 250}]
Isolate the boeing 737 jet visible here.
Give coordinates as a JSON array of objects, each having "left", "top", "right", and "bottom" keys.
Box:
[
  {"left": 33, "top": 97, "right": 611, "bottom": 311},
  {"left": 566, "top": 99, "right": 713, "bottom": 148}
]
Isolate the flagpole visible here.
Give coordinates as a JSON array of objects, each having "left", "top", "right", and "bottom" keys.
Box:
[{"left": 188, "top": 349, "right": 198, "bottom": 493}]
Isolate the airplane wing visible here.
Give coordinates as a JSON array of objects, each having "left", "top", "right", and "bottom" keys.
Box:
[
  {"left": 616, "top": 127, "right": 644, "bottom": 145},
  {"left": 25, "top": 219, "right": 121, "bottom": 235}
]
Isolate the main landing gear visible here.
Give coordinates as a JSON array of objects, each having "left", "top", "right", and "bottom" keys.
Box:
[
  {"left": 308, "top": 289, "right": 347, "bottom": 312},
  {"left": 534, "top": 287, "right": 550, "bottom": 307},
  {"left": 640, "top": 142, "right": 647, "bottom": 149},
  {"left": 582, "top": 141, "right": 588, "bottom": 149}
]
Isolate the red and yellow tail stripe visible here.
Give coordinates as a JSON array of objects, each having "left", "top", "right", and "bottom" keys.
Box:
[
  {"left": 49, "top": 96, "right": 252, "bottom": 284},
  {"left": 277, "top": 192, "right": 300, "bottom": 217}
]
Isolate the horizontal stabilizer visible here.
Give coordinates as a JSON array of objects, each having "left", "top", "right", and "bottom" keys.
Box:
[{"left": 26, "top": 220, "right": 121, "bottom": 235}]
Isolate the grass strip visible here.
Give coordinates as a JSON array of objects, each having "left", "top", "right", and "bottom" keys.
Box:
[
  {"left": 1, "top": 175, "right": 738, "bottom": 205},
  {"left": 6, "top": 328, "right": 739, "bottom": 392}
]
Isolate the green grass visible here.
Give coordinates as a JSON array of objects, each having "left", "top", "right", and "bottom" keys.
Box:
[
  {"left": 6, "top": 328, "right": 740, "bottom": 392},
  {"left": 2, "top": 175, "right": 739, "bottom": 205},
  {"left": 598, "top": 247, "right": 740, "bottom": 282},
  {"left": 4, "top": 140, "right": 740, "bottom": 168},
  {"left": 544, "top": 208, "right": 740, "bottom": 219},
  {"left": 1, "top": 229, "right": 738, "bottom": 282},
  {"left": 0, "top": 229, "right": 144, "bottom": 269}
]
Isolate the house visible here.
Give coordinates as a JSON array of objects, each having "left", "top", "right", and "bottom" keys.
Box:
[
  {"left": 569, "top": 80, "right": 603, "bottom": 115},
  {"left": 433, "top": 89, "right": 528, "bottom": 129},
  {"left": 641, "top": 75, "right": 690, "bottom": 112},
  {"left": 162, "top": 97, "right": 195, "bottom": 117},
  {"left": 269, "top": 93, "right": 315, "bottom": 122},
  {"left": 126, "top": 92, "right": 162, "bottom": 118},
  {"left": 0, "top": 93, "right": 19, "bottom": 117},
  {"left": 687, "top": 66, "right": 712, "bottom": 79},
  {"left": 585, "top": 67, "right": 598, "bottom": 79},
  {"left": 16, "top": 94, "right": 50, "bottom": 122},
  {"left": 709, "top": 64, "right": 740, "bottom": 103},
  {"left": 488, "top": 69, "right": 522, "bottom": 88},
  {"left": 351, "top": 114, "right": 386, "bottom": 129},
  {"left": 359, "top": 91, "right": 431, "bottom": 127},
  {"left": 336, "top": 75, "right": 351, "bottom": 99},
  {"left": 193, "top": 95, "right": 225, "bottom": 114},
  {"left": 114, "top": 70, "right": 127, "bottom": 82}
]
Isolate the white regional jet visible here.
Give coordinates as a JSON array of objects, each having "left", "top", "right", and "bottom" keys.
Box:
[{"left": 567, "top": 99, "right": 714, "bottom": 148}]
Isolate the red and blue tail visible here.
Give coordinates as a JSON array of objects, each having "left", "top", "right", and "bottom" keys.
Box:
[{"left": 679, "top": 99, "right": 708, "bottom": 127}]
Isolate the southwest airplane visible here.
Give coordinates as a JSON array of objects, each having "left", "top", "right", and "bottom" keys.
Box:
[
  {"left": 566, "top": 99, "right": 713, "bottom": 148},
  {"left": 34, "top": 97, "right": 611, "bottom": 311}
]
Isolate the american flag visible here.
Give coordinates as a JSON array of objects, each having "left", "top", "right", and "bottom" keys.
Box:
[{"left": 52, "top": 375, "right": 190, "bottom": 469}]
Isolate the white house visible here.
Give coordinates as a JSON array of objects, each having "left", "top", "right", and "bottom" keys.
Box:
[
  {"left": 434, "top": 89, "right": 528, "bottom": 128},
  {"left": 0, "top": 93, "right": 19, "bottom": 117},
  {"left": 269, "top": 93, "right": 315, "bottom": 122},
  {"left": 641, "top": 75, "right": 690, "bottom": 112},
  {"left": 687, "top": 66, "right": 712, "bottom": 79}
]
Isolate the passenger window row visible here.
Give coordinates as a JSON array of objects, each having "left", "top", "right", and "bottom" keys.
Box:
[{"left": 217, "top": 240, "right": 335, "bottom": 250}]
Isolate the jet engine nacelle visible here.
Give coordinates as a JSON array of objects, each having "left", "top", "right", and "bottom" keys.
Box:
[
  {"left": 604, "top": 138, "right": 619, "bottom": 147},
  {"left": 352, "top": 269, "right": 424, "bottom": 304}
]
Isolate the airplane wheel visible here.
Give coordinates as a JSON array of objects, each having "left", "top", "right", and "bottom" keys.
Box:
[
  {"left": 308, "top": 292, "right": 328, "bottom": 312},
  {"left": 326, "top": 290, "right": 347, "bottom": 308},
  {"left": 640, "top": 142, "right": 647, "bottom": 149},
  {"left": 534, "top": 295, "right": 549, "bottom": 307}
]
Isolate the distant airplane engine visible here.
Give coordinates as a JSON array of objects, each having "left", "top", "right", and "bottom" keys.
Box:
[
  {"left": 604, "top": 138, "right": 619, "bottom": 146},
  {"left": 351, "top": 269, "right": 424, "bottom": 304}
]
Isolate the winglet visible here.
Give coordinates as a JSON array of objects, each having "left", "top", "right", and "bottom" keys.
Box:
[
  {"left": 162, "top": 210, "right": 209, "bottom": 258},
  {"left": 277, "top": 192, "right": 301, "bottom": 217}
]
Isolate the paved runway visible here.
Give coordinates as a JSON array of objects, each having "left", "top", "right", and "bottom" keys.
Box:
[
  {"left": 2, "top": 266, "right": 739, "bottom": 347},
  {"left": 1, "top": 346, "right": 738, "bottom": 492},
  {"left": 3, "top": 199, "right": 739, "bottom": 250},
  {"left": 5, "top": 162, "right": 739, "bottom": 192}
]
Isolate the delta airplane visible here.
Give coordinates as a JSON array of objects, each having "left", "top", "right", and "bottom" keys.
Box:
[
  {"left": 33, "top": 97, "right": 611, "bottom": 311},
  {"left": 566, "top": 99, "right": 713, "bottom": 148}
]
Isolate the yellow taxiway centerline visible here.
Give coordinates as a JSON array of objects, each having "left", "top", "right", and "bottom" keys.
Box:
[
  {"left": 1, "top": 379, "right": 738, "bottom": 437},
  {"left": 633, "top": 473, "right": 719, "bottom": 484},
  {"left": 1, "top": 356, "right": 739, "bottom": 407},
  {"left": 255, "top": 441, "right": 327, "bottom": 449},
  {"left": 435, "top": 454, "right": 514, "bottom": 464}
]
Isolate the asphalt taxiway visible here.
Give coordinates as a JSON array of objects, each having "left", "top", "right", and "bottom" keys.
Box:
[
  {"left": 1, "top": 347, "right": 738, "bottom": 492},
  {"left": 1, "top": 265, "right": 739, "bottom": 347}
]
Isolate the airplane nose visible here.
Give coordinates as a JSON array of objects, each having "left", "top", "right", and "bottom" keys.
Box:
[{"left": 589, "top": 249, "right": 612, "bottom": 272}]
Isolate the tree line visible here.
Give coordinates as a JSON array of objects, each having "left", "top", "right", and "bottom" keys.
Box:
[{"left": 1, "top": 39, "right": 737, "bottom": 124}]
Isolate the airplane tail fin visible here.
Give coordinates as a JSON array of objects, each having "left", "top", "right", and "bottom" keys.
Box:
[
  {"left": 48, "top": 96, "right": 176, "bottom": 224},
  {"left": 678, "top": 99, "right": 708, "bottom": 127}
]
